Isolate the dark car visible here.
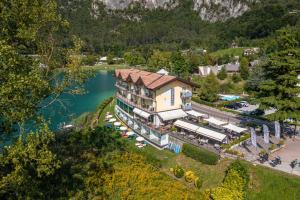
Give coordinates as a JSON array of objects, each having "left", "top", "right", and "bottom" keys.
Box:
[
  {"left": 225, "top": 102, "right": 243, "bottom": 110},
  {"left": 249, "top": 109, "right": 265, "bottom": 116}
]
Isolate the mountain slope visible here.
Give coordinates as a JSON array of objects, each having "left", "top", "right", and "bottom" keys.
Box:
[{"left": 92, "top": 0, "right": 255, "bottom": 21}]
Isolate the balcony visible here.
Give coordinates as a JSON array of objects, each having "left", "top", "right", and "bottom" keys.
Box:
[
  {"left": 182, "top": 103, "right": 192, "bottom": 111},
  {"left": 115, "top": 83, "right": 129, "bottom": 91},
  {"left": 116, "top": 93, "right": 155, "bottom": 113},
  {"left": 181, "top": 90, "right": 192, "bottom": 99}
]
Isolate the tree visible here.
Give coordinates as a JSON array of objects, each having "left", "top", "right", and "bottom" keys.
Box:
[
  {"left": 217, "top": 67, "right": 228, "bottom": 80},
  {"left": 232, "top": 73, "right": 242, "bottom": 83},
  {"left": 124, "top": 51, "right": 145, "bottom": 66},
  {"left": 0, "top": 124, "right": 61, "bottom": 199},
  {"left": 197, "top": 73, "right": 220, "bottom": 102},
  {"left": 107, "top": 53, "right": 114, "bottom": 65},
  {"left": 147, "top": 50, "right": 171, "bottom": 72},
  {"left": 170, "top": 52, "right": 188, "bottom": 78},
  {"left": 240, "top": 57, "right": 249, "bottom": 80},
  {"left": 0, "top": 0, "right": 86, "bottom": 133},
  {"left": 257, "top": 27, "right": 300, "bottom": 124}
]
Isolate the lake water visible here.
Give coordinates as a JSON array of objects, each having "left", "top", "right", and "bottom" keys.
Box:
[{"left": 0, "top": 71, "right": 116, "bottom": 146}]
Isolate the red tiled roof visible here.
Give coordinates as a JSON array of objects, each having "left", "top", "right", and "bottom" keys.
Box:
[{"left": 115, "top": 69, "right": 195, "bottom": 90}]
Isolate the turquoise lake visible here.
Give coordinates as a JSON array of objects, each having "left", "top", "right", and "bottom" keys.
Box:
[
  {"left": 44, "top": 70, "right": 116, "bottom": 129},
  {"left": 0, "top": 71, "right": 116, "bottom": 146}
]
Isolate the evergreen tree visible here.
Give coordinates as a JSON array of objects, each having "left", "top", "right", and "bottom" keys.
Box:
[
  {"left": 217, "top": 67, "right": 228, "bottom": 80},
  {"left": 257, "top": 27, "right": 300, "bottom": 123},
  {"left": 240, "top": 57, "right": 249, "bottom": 80}
]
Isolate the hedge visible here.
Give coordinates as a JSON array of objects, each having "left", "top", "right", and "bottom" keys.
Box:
[{"left": 182, "top": 143, "right": 219, "bottom": 165}]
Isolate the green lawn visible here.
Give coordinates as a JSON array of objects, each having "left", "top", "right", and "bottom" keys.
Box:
[
  {"left": 246, "top": 163, "right": 300, "bottom": 200},
  {"left": 209, "top": 47, "right": 245, "bottom": 58},
  {"left": 130, "top": 145, "right": 230, "bottom": 190},
  {"left": 98, "top": 98, "right": 116, "bottom": 126}
]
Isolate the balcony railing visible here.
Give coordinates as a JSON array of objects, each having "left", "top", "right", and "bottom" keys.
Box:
[
  {"left": 182, "top": 103, "right": 192, "bottom": 111},
  {"left": 115, "top": 83, "right": 129, "bottom": 91},
  {"left": 116, "top": 93, "right": 155, "bottom": 113},
  {"left": 181, "top": 90, "right": 192, "bottom": 99}
]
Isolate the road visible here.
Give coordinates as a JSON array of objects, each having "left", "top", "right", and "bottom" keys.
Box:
[{"left": 191, "top": 101, "right": 273, "bottom": 127}]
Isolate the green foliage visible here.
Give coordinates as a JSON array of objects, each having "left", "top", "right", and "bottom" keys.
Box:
[
  {"left": 147, "top": 50, "right": 171, "bottom": 72},
  {"left": 257, "top": 27, "right": 300, "bottom": 122},
  {"left": 107, "top": 53, "right": 114, "bottom": 64},
  {"left": 82, "top": 55, "right": 98, "bottom": 66},
  {"left": 217, "top": 67, "right": 228, "bottom": 80},
  {"left": 194, "top": 177, "right": 203, "bottom": 189},
  {"left": 226, "top": 160, "right": 249, "bottom": 187},
  {"left": 211, "top": 169, "right": 245, "bottom": 200},
  {"left": 232, "top": 73, "right": 242, "bottom": 83},
  {"left": 0, "top": 0, "right": 88, "bottom": 133},
  {"left": 182, "top": 143, "right": 219, "bottom": 165},
  {"left": 240, "top": 57, "right": 249, "bottom": 80},
  {"left": 221, "top": 134, "right": 251, "bottom": 149},
  {"left": 124, "top": 51, "right": 146, "bottom": 66},
  {"left": 212, "top": 161, "right": 249, "bottom": 200},
  {"left": 173, "top": 165, "right": 185, "bottom": 178},
  {"left": 196, "top": 73, "right": 220, "bottom": 102},
  {"left": 0, "top": 123, "right": 61, "bottom": 199},
  {"left": 170, "top": 51, "right": 189, "bottom": 78}
]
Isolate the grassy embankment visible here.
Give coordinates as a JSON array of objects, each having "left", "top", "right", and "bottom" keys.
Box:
[{"left": 129, "top": 144, "right": 300, "bottom": 199}]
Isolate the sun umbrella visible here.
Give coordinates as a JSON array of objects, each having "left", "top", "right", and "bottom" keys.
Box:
[
  {"left": 108, "top": 118, "right": 116, "bottom": 123},
  {"left": 120, "top": 126, "right": 127, "bottom": 131},
  {"left": 106, "top": 115, "right": 113, "bottom": 119},
  {"left": 114, "top": 122, "right": 121, "bottom": 126},
  {"left": 136, "top": 136, "right": 144, "bottom": 142},
  {"left": 126, "top": 131, "right": 135, "bottom": 136}
]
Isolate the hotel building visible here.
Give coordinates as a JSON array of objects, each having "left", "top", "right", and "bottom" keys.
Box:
[{"left": 114, "top": 69, "right": 196, "bottom": 149}]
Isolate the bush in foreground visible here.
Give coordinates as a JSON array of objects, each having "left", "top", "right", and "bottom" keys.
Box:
[{"left": 182, "top": 143, "right": 219, "bottom": 165}]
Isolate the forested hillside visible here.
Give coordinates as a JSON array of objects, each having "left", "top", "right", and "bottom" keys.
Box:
[{"left": 57, "top": 0, "right": 300, "bottom": 54}]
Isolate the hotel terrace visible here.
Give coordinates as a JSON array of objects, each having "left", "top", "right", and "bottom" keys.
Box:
[{"left": 114, "top": 69, "right": 197, "bottom": 148}]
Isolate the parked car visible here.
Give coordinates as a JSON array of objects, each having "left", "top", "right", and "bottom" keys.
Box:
[
  {"left": 249, "top": 109, "right": 265, "bottom": 116},
  {"left": 239, "top": 101, "right": 249, "bottom": 107},
  {"left": 225, "top": 102, "right": 243, "bottom": 110}
]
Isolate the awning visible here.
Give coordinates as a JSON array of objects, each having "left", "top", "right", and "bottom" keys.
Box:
[
  {"left": 196, "top": 127, "right": 227, "bottom": 142},
  {"left": 223, "top": 124, "right": 247, "bottom": 133},
  {"left": 174, "top": 120, "right": 227, "bottom": 142},
  {"left": 133, "top": 108, "right": 151, "bottom": 119},
  {"left": 158, "top": 109, "right": 187, "bottom": 121},
  {"left": 204, "top": 117, "right": 227, "bottom": 126},
  {"left": 174, "top": 120, "right": 199, "bottom": 132},
  {"left": 186, "top": 110, "right": 206, "bottom": 118}
]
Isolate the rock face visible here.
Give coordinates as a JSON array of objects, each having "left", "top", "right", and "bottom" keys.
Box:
[
  {"left": 193, "top": 0, "right": 253, "bottom": 22},
  {"left": 94, "top": 0, "right": 178, "bottom": 10},
  {"left": 93, "top": 0, "right": 255, "bottom": 21}
]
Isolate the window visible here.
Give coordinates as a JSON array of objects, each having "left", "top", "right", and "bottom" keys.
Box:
[{"left": 171, "top": 88, "right": 175, "bottom": 106}]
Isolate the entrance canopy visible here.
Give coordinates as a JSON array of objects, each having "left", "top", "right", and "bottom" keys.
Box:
[
  {"left": 158, "top": 109, "right": 187, "bottom": 121},
  {"left": 174, "top": 120, "right": 199, "bottom": 132},
  {"left": 223, "top": 123, "right": 247, "bottom": 133},
  {"left": 174, "top": 120, "right": 227, "bottom": 142},
  {"left": 195, "top": 126, "right": 227, "bottom": 142},
  {"left": 186, "top": 110, "right": 206, "bottom": 118},
  {"left": 133, "top": 108, "right": 151, "bottom": 119},
  {"left": 204, "top": 117, "right": 227, "bottom": 126}
]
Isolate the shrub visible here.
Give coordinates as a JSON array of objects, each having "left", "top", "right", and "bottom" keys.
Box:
[
  {"left": 221, "top": 133, "right": 250, "bottom": 149},
  {"left": 173, "top": 165, "right": 185, "bottom": 178},
  {"left": 226, "top": 160, "right": 249, "bottom": 187},
  {"left": 182, "top": 144, "right": 219, "bottom": 165},
  {"left": 269, "top": 144, "right": 277, "bottom": 151},
  {"left": 224, "top": 149, "right": 244, "bottom": 157},
  {"left": 184, "top": 171, "right": 196, "bottom": 183},
  {"left": 278, "top": 139, "right": 285, "bottom": 146},
  {"left": 194, "top": 177, "right": 203, "bottom": 189}
]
